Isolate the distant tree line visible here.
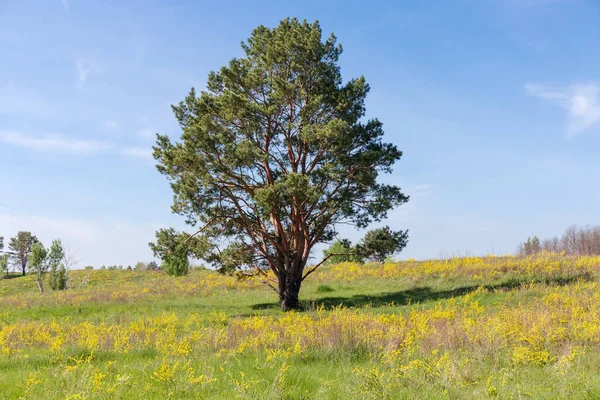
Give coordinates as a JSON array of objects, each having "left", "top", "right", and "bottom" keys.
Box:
[
  {"left": 519, "top": 225, "right": 600, "bottom": 256},
  {"left": 0, "top": 231, "right": 72, "bottom": 292},
  {"left": 96, "top": 261, "right": 160, "bottom": 271}
]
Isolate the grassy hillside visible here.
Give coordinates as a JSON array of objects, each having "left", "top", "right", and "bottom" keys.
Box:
[{"left": 1, "top": 254, "right": 600, "bottom": 399}]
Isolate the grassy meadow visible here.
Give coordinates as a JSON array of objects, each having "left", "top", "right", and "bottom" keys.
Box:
[{"left": 2, "top": 254, "right": 600, "bottom": 399}]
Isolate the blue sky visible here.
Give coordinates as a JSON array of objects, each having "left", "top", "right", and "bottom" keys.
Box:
[{"left": 1, "top": 0, "right": 599, "bottom": 267}]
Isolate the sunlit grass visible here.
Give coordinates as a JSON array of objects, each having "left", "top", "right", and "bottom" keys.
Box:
[{"left": 1, "top": 253, "right": 600, "bottom": 398}]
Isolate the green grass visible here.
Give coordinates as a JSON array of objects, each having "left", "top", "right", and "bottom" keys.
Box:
[{"left": 1, "top": 258, "right": 600, "bottom": 399}]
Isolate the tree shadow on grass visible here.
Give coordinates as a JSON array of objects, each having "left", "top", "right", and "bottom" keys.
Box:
[
  {"left": 250, "top": 273, "right": 593, "bottom": 311},
  {"left": 2, "top": 274, "right": 26, "bottom": 280}
]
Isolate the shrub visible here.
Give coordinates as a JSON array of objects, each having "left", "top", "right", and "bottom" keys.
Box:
[
  {"left": 316, "top": 284, "right": 335, "bottom": 293},
  {"left": 49, "top": 264, "right": 68, "bottom": 291},
  {"left": 162, "top": 254, "right": 189, "bottom": 276},
  {"left": 0, "top": 254, "right": 8, "bottom": 278}
]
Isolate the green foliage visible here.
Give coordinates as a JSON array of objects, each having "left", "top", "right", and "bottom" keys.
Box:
[
  {"left": 28, "top": 242, "right": 47, "bottom": 276},
  {"left": 0, "top": 254, "right": 8, "bottom": 278},
  {"left": 28, "top": 241, "right": 48, "bottom": 292},
  {"left": 149, "top": 228, "right": 207, "bottom": 276},
  {"left": 135, "top": 262, "right": 146, "bottom": 270},
  {"left": 315, "top": 284, "right": 334, "bottom": 293},
  {"left": 47, "top": 240, "right": 68, "bottom": 291},
  {"left": 323, "top": 239, "right": 363, "bottom": 264},
  {"left": 49, "top": 264, "right": 68, "bottom": 291},
  {"left": 0, "top": 236, "right": 6, "bottom": 278},
  {"left": 357, "top": 226, "right": 408, "bottom": 263},
  {"left": 47, "top": 240, "right": 64, "bottom": 271},
  {"left": 520, "top": 236, "right": 542, "bottom": 256},
  {"left": 8, "top": 231, "right": 38, "bottom": 275},
  {"left": 207, "top": 241, "right": 254, "bottom": 275},
  {"left": 152, "top": 18, "right": 408, "bottom": 308},
  {"left": 161, "top": 253, "right": 190, "bottom": 277}
]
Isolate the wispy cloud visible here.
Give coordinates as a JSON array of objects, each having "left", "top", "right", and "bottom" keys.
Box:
[
  {"left": 61, "top": 0, "right": 69, "bottom": 10},
  {"left": 104, "top": 120, "right": 118, "bottom": 131},
  {"left": 120, "top": 147, "right": 153, "bottom": 159},
  {"left": 137, "top": 128, "right": 155, "bottom": 139},
  {"left": 525, "top": 83, "right": 600, "bottom": 137},
  {"left": 75, "top": 56, "right": 101, "bottom": 85},
  {"left": 0, "top": 132, "right": 108, "bottom": 154},
  {"left": 136, "top": 116, "right": 156, "bottom": 139}
]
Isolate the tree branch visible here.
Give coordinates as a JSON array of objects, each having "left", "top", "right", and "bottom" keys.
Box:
[
  {"left": 301, "top": 252, "right": 354, "bottom": 282},
  {"left": 185, "top": 216, "right": 217, "bottom": 243}
]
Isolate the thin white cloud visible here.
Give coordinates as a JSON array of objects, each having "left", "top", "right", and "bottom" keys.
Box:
[
  {"left": 137, "top": 116, "right": 156, "bottom": 139},
  {"left": 104, "top": 120, "right": 118, "bottom": 131},
  {"left": 121, "top": 146, "right": 153, "bottom": 159},
  {"left": 0, "top": 132, "right": 107, "bottom": 154},
  {"left": 75, "top": 56, "right": 101, "bottom": 85},
  {"left": 525, "top": 83, "right": 600, "bottom": 137},
  {"left": 61, "top": 0, "right": 69, "bottom": 10},
  {"left": 137, "top": 128, "right": 155, "bottom": 139}
]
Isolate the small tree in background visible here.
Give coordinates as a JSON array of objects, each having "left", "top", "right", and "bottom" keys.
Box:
[
  {"left": 519, "top": 236, "right": 542, "bottom": 256},
  {"left": 135, "top": 261, "right": 147, "bottom": 270},
  {"left": 0, "top": 254, "right": 8, "bottom": 279},
  {"left": 356, "top": 226, "right": 408, "bottom": 263},
  {"left": 0, "top": 237, "right": 6, "bottom": 278},
  {"left": 149, "top": 228, "right": 205, "bottom": 276},
  {"left": 28, "top": 242, "right": 47, "bottom": 292},
  {"left": 48, "top": 240, "right": 67, "bottom": 291},
  {"left": 9, "top": 231, "right": 38, "bottom": 275},
  {"left": 323, "top": 239, "right": 364, "bottom": 265}
]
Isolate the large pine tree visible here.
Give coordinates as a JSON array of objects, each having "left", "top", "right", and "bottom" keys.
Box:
[{"left": 153, "top": 18, "right": 408, "bottom": 310}]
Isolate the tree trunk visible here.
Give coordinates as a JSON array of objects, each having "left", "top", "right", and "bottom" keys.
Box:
[
  {"left": 37, "top": 279, "right": 44, "bottom": 293},
  {"left": 22, "top": 263, "right": 26, "bottom": 276},
  {"left": 278, "top": 261, "right": 305, "bottom": 311},
  {"left": 279, "top": 275, "right": 301, "bottom": 311}
]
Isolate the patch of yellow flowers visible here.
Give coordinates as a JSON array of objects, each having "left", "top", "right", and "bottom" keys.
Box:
[
  {"left": 3, "top": 253, "right": 600, "bottom": 397},
  {"left": 328, "top": 252, "right": 600, "bottom": 282},
  {"left": 3, "top": 281, "right": 600, "bottom": 366}
]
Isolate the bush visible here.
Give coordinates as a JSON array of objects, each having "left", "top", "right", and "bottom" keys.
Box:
[
  {"left": 0, "top": 254, "right": 8, "bottom": 279},
  {"left": 162, "top": 254, "right": 189, "bottom": 276},
  {"left": 49, "top": 264, "right": 68, "bottom": 291},
  {"left": 316, "top": 284, "right": 334, "bottom": 293}
]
